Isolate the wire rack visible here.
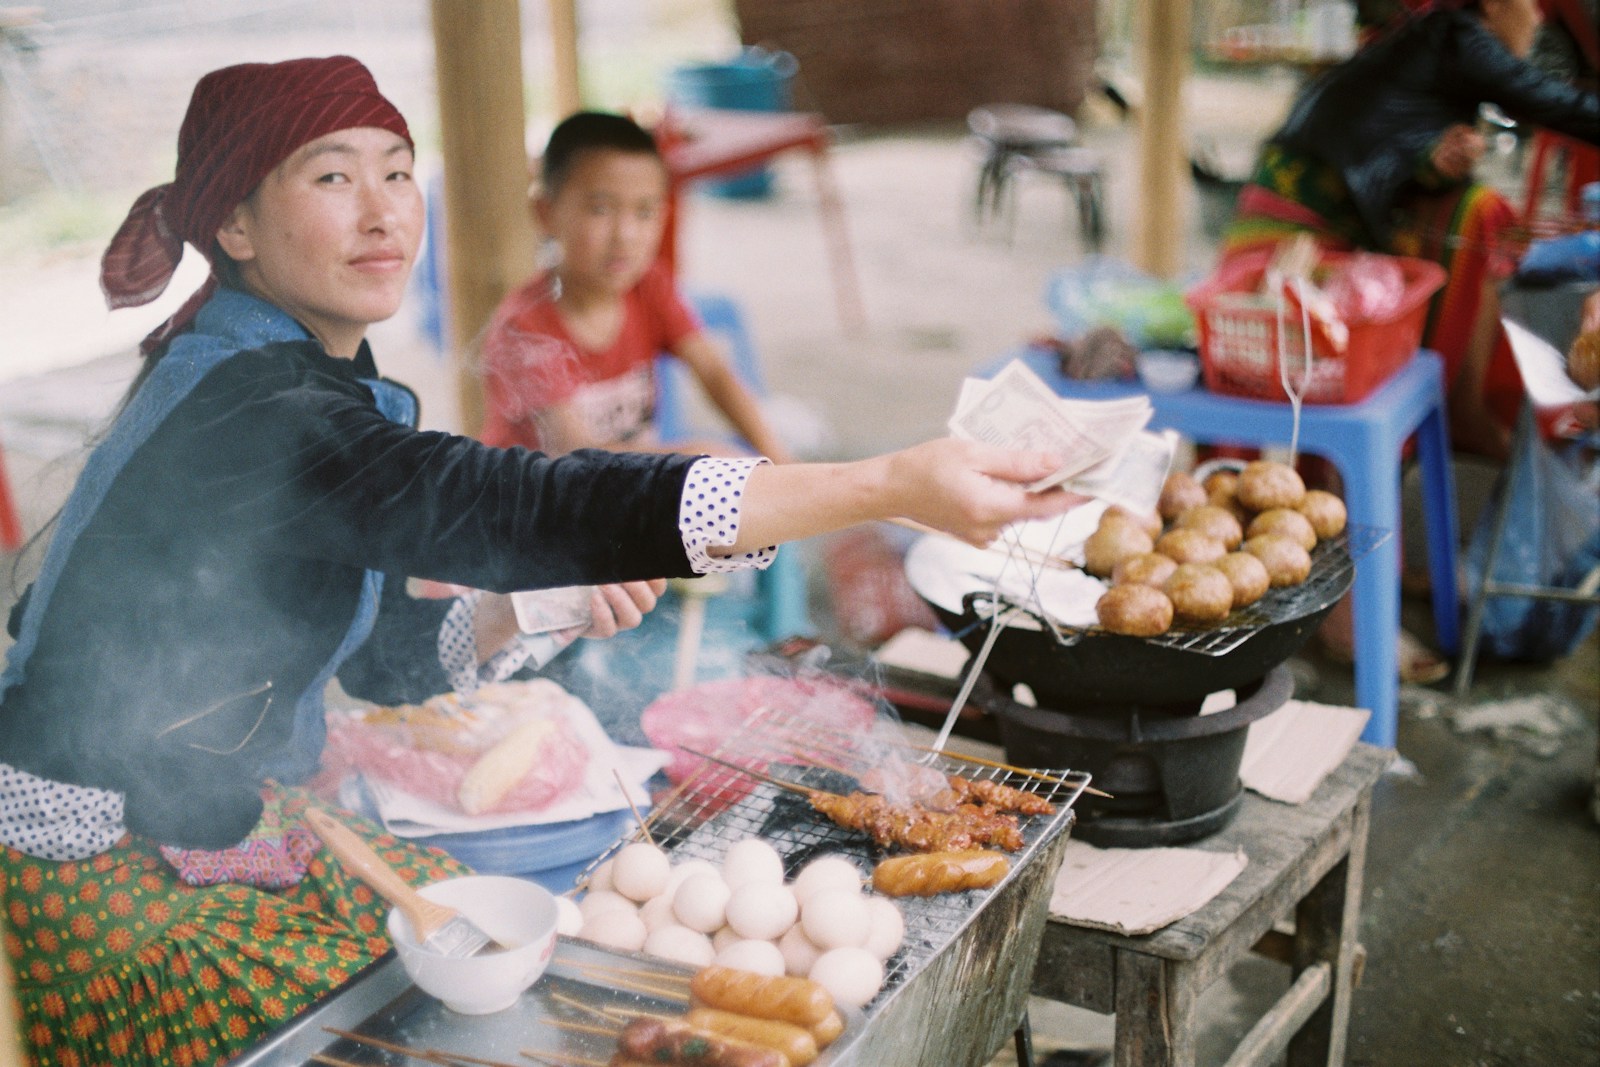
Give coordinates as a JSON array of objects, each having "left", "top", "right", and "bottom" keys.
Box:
[
  {"left": 972, "top": 523, "right": 1391, "bottom": 657},
  {"left": 574, "top": 704, "right": 1089, "bottom": 1013}
]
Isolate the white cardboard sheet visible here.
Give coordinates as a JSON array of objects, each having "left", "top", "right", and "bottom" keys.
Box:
[
  {"left": 1050, "top": 840, "right": 1248, "bottom": 936},
  {"left": 1240, "top": 699, "right": 1370, "bottom": 805}
]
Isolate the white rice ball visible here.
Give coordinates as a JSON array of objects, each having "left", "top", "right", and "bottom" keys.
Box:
[
  {"left": 862, "top": 896, "right": 905, "bottom": 961},
  {"left": 722, "top": 838, "right": 785, "bottom": 890},
  {"left": 809, "top": 946, "right": 884, "bottom": 1011},
  {"left": 586, "top": 858, "right": 615, "bottom": 893},
  {"left": 642, "top": 925, "right": 715, "bottom": 968},
  {"left": 662, "top": 858, "right": 721, "bottom": 898},
  {"left": 581, "top": 908, "right": 648, "bottom": 953},
  {"left": 711, "top": 925, "right": 743, "bottom": 953},
  {"left": 554, "top": 895, "right": 583, "bottom": 938},
  {"left": 714, "top": 938, "right": 786, "bottom": 977},
  {"left": 672, "top": 873, "right": 732, "bottom": 934},
  {"left": 612, "top": 842, "right": 672, "bottom": 903},
  {"left": 578, "top": 889, "right": 635, "bottom": 923},
  {"left": 778, "top": 923, "right": 824, "bottom": 977},
  {"left": 792, "top": 855, "right": 864, "bottom": 905},
  {"left": 725, "top": 882, "right": 799, "bottom": 941},
  {"left": 801, "top": 887, "right": 872, "bottom": 950},
  {"left": 639, "top": 894, "right": 679, "bottom": 934}
]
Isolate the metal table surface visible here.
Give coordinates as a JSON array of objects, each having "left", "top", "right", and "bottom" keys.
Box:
[{"left": 233, "top": 817, "right": 1073, "bottom": 1067}]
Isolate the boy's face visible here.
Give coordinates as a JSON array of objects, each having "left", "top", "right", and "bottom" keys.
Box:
[{"left": 540, "top": 148, "right": 669, "bottom": 297}]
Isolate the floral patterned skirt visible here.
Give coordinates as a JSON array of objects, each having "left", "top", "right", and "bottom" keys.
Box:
[{"left": 1, "top": 790, "right": 468, "bottom": 1067}]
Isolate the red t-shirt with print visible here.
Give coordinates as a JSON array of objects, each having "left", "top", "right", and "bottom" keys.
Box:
[{"left": 480, "top": 263, "right": 700, "bottom": 450}]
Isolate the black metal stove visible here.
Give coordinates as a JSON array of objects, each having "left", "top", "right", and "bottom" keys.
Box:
[{"left": 982, "top": 664, "right": 1294, "bottom": 846}]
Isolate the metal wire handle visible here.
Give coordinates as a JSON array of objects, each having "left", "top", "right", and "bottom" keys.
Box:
[{"left": 1273, "top": 275, "right": 1315, "bottom": 464}]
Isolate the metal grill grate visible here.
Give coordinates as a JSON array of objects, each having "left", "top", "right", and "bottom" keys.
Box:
[
  {"left": 575, "top": 703, "right": 1088, "bottom": 1012},
  {"left": 976, "top": 524, "right": 1390, "bottom": 657}
]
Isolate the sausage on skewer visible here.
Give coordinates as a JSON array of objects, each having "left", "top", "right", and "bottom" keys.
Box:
[{"left": 871, "top": 850, "right": 1011, "bottom": 897}]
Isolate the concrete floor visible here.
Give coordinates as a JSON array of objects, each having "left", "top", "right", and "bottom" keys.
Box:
[{"left": 2, "top": 31, "right": 1597, "bottom": 1067}]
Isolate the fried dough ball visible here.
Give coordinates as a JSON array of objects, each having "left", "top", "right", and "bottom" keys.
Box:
[
  {"left": 1083, "top": 523, "right": 1154, "bottom": 578},
  {"left": 1104, "top": 505, "right": 1163, "bottom": 540},
  {"left": 1247, "top": 508, "right": 1317, "bottom": 551},
  {"left": 1155, "top": 528, "right": 1227, "bottom": 566},
  {"left": 1173, "top": 504, "right": 1244, "bottom": 550},
  {"left": 1215, "top": 551, "right": 1271, "bottom": 609},
  {"left": 1158, "top": 471, "right": 1209, "bottom": 522},
  {"left": 1202, "top": 469, "right": 1239, "bottom": 499},
  {"left": 1204, "top": 471, "right": 1252, "bottom": 523},
  {"left": 1296, "top": 489, "right": 1348, "bottom": 540},
  {"left": 1244, "top": 534, "right": 1313, "bottom": 587},
  {"left": 1113, "top": 552, "right": 1179, "bottom": 589},
  {"left": 1096, "top": 584, "right": 1175, "bottom": 636},
  {"left": 1237, "top": 460, "right": 1306, "bottom": 511},
  {"left": 1162, "top": 563, "right": 1235, "bottom": 624}
]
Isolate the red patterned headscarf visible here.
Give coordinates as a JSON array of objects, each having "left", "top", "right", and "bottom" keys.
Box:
[{"left": 100, "top": 56, "right": 411, "bottom": 353}]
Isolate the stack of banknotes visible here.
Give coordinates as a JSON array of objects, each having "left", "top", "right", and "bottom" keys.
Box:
[{"left": 949, "top": 358, "right": 1178, "bottom": 516}]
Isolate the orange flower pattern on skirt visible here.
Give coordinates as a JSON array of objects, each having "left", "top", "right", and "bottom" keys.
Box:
[{"left": 1, "top": 789, "right": 468, "bottom": 1066}]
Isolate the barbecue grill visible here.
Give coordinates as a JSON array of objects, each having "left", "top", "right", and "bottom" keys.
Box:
[
  {"left": 235, "top": 704, "right": 1087, "bottom": 1067},
  {"left": 913, "top": 527, "right": 1388, "bottom": 846}
]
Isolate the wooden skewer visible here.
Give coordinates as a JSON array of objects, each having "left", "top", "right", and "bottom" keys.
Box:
[
  {"left": 679, "top": 746, "right": 827, "bottom": 799},
  {"left": 557, "top": 965, "right": 690, "bottom": 1002},
  {"left": 522, "top": 1051, "right": 609, "bottom": 1067},
  {"left": 613, "top": 768, "right": 655, "bottom": 846},
  {"left": 549, "top": 990, "right": 622, "bottom": 1025},
  {"left": 542, "top": 1017, "right": 620, "bottom": 1039},
  {"left": 602, "top": 1004, "right": 674, "bottom": 1022},
  {"left": 310, "top": 1056, "right": 366, "bottom": 1067},
  {"left": 324, "top": 1027, "right": 524, "bottom": 1067},
  {"left": 798, "top": 719, "right": 1113, "bottom": 799},
  {"left": 559, "top": 958, "right": 691, "bottom": 985}
]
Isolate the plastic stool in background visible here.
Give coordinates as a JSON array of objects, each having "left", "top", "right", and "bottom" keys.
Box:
[
  {"left": 0, "top": 435, "right": 22, "bottom": 552},
  {"left": 985, "top": 349, "right": 1462, "bottom": 749},
  {"left": 655, "top": 292, "right": 811, "bottom": 642},
  {"left": 967, "top": 104, "right": 1107, "bottom": 252}
]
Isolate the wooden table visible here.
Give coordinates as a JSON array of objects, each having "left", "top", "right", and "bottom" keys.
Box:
[
  {"left": 1030, "top": 743, "right": 1391, "bottom": 1067},
  {"left": 658, "top": 106, "right": 864, "bottom": 331}
]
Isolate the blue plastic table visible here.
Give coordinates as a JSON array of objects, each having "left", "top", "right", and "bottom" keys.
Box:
[{"left": 981, "top": 349, "right": 1461, "bottom": 748}]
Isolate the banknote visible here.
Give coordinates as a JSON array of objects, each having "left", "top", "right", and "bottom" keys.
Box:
[
  {"left": 948, "top": 359, "right": 1168, "bottom": 503},
  {"left": 949, "top": 361, "right": 1115, "bottom": 486},
  {"left": 1056, "top": 429, "right": 1178, "bottom": 515}
]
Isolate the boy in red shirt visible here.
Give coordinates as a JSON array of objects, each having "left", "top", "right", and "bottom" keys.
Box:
[{"left": 482, "top": 112, "right": 792, "bottom": 461}]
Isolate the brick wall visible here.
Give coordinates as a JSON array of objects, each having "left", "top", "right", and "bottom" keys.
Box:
[{"left": 734, "top": 0, "right": 1099, "bottom": 126}]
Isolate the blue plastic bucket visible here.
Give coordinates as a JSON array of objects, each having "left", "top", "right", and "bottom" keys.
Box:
[{"left": 665, "top": 48, "right": 798, "bottom": 199}]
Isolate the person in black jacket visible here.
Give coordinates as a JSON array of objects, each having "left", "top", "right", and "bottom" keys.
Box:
[
  {"left": 1223, "top": 0, "right": 1598, "bottom": 460},
  {"left": 0, "top": 56, "right": 1081, "bottom": 1065}
]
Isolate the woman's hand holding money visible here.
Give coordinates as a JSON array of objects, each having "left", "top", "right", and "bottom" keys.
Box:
[{"left": 725, "top": 438, "right": 1084, "bottom": 553}]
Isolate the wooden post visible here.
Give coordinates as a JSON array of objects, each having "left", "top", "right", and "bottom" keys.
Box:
[
  {"left": 1135, "top": 0, "right": 1191, "bottom": 279},
  {"left": 549, "top": 0, "right": 583, "bottom": 117},
  {"left": 430, "top": 0, "right": 537, "bottom": 436}
]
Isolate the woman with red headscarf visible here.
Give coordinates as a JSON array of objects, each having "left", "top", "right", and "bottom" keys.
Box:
[{"left": 0, "top": 57, "right": 1079, "bottom": 1063}]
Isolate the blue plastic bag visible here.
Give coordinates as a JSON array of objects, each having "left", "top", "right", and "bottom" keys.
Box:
[
  {"left": 1464, "top": 423, "right": 1600, "bottom": 661},
  {"left": 1516, "top": 230, "right": 1600, "bottom": 286}
]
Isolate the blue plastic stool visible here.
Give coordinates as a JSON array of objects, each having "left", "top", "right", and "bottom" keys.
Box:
[
  {"left": 656, "top": 292, "right": 812, "bottom": 642},
  {"left": 982, "top": 349, "right": 1462, "bottom": 749}
]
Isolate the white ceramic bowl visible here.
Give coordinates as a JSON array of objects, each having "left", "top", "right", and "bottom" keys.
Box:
[
  {"left": 1136, "top": 349, "right": 1201, "bottom": 393},
  {"left": 387, "top": 875, "right": 558, "bottom": 1014}
]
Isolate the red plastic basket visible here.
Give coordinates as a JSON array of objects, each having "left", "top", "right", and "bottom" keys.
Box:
[{"left": 1187, "top": 251, "right": 1447, "bottom": 404}]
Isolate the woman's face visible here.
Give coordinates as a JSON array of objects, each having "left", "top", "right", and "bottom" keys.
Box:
[
  {"left": 538, "top": 149, "right": 668, "bottom": 299},
  {"left": 217, "top": 127, "right": 421, "bottom": 357},
  {"left": 1481, "top": 0, "right": 1543, "bottom": 59}
]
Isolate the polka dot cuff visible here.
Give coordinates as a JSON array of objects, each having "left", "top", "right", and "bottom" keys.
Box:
[
  {"left": 0, "top": 761, "right": 126, "bottom": 861},
  {"left": 679, "top": 456, "right": 777, "bottom": 575}
]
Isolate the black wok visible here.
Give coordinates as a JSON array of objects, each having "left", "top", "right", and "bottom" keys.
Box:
[{"left": 925, "top": 541, "right": 1353, "bottom": 709}]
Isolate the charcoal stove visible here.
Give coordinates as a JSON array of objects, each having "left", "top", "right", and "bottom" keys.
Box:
[
  {"left": 982, "top": 663, "right": 1292, "bottom": 846},
  {"left": 916, "top": 528, "right": 1387, "bottom": 847}
]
